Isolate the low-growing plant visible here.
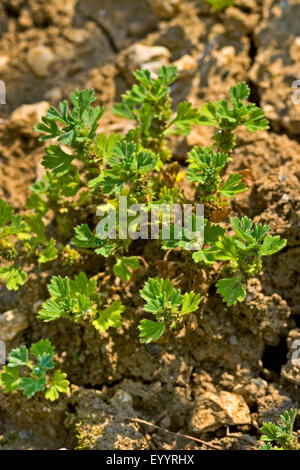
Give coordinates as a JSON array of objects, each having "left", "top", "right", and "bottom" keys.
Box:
[
  {"left": 138, "top": 277, "right": 202, "bottom": 343},
  {"left": 0, "top": 340, "right": 69, "bottom": 401},
  {"left": 0, "top": 65, "right": 287, "bottom": 400},
  {"left": 259, "top": 409, "right": 300, "bottom": 450}
]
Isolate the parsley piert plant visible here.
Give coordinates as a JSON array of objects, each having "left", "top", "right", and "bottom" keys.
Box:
[
  {"left": 259, "top": 409, "right": 300, "bottom": 450},
  {"left": 0, "top": 340, "right": 69, "bottom": 401},
  {"left": 0, "top": 65, "right": 287, "bottom": 400}
]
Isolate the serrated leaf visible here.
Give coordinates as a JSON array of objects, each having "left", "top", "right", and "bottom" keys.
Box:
[
  {"left": 48, "top": 276, "right": 70, "bottom": 298},
  {"left": 30, "top": 339, "right": 55, "bottom": 357},
  {"left": 33, "top": 353, "right": 54, "bottom": 375},
  {"left": 138, "top": 319, "right": 165, "bottom": 343},
  {"left": 180, "top": 292, "right": 202, "bottom": 316},
  {"left": 216, "top": 276, "right": 246, "bottom": 306},
  {"left": 230, "top": 82, "right": 250, "bottom": 103},
  {"left": 42, "top": 145, "right": 75, "bottom": 176},
  {"left": 260, "top": 236, "right": 287, "bottom": 256},
  {"left": 72, "top": 224, "right": 95, "bottom": 249},
  {"left": 38, "top": 299, "right": 64, "bottom": 322},
  {"left": 113, "top": 257, "right": 140, "bottom": 282},
  {"left": 0, "top": 366, "right": 22, "bottom": 392},
  {"left": 7, "top": 345, "right": 29, "bottom": 367},
  {"left": 38, "top": 238, "right": 57, "bottom": 264},
  {"left": 219, "top": 174, "right": 248, "bottom": 197},
  {"left": 19, "top": 376, "right": 46, "bottom": 398},
  {"left": 45, "top": 369, "right": 69, "bottom": 401},
  {"left": 93, "top": 301, "right": 125, "bottom": 333},
  {"left": 0, "top": 266, "right": 27, "bottom": 290},
  {"left": 69, "top": 272, "right": 97, "bottom": 297}
]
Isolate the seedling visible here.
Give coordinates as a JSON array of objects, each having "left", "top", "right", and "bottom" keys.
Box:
[
  {"left": 138, "top": 277, "right": 202, "bottom": 343},
  {"left": 112, "top": 66, "right": 201, "bottom": 160},
  {"left": 0, "top": 339, "right": 69, "bottom": 401},
  {"left": 259, "top": 409, "right": 300, "bottom": 450},
  {"left": 198, "top": 82, "right": 269, "bottom": 152},
  {"left": 38, "top": 272, "right": 125, "bottom": 332}
]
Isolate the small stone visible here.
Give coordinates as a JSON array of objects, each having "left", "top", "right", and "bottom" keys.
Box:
[
  {"left": 0, "top": 310, "right": 28, "bottom": 342},
  {"left": 120, "top": 44, "right": 170, "bottom": 82},
  {"left": 150, "top": 0, "right": 181, "bottom": 19},
  {"left": 0, "top": 56, "right": 9, "bottom": 70},
  {"left": 10, "top": 101, "right": 49, "bottom": 125},
  {"left": 215, "top": 46, "right": 235, "bottom": 66},
  {"left": 44, "top": 87, "right": 62, "bottom": 102},
  {"left": 173, "top": 54, "right": 197, "bottom": 77},
  {"left": 189, "top": 391, "right": 251, "bottom": 433},
  {"left": 27, "top": 46, "right": 55, "bottom": 77}
]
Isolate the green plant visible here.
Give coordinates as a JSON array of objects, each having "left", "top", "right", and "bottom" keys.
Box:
[
  {"left": 259, "top": 409, "right": 300, "bottom": 450},
  {"left": 38, "top": 272, "right": 124, "bottom": 332},
  {"left": 112, "top": 66, "right": 201, "bottom": 160},
  {"left": 0, "top": 340, "right": 69, "bottom": 401},
  {"left": 205, "top": 0, "right": 235, "bottom": 12},
  {"left": 138, "top": 277, "right": 202, "bottom": 343},
  {"left": 0, "top": 65, "right": 286, "bottom": 371},
  {"left": 198, "top": 82, "right": 269, "bottom": 152},
  {"left": 0, "top": 198, "right": 57, "bottom": 290}
]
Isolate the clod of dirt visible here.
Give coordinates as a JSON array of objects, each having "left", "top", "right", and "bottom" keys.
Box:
[
  {"left": 10, "top": 101, "right": 50, "bottom": 127},
  {"left": 0, "top": 310, "right": 28, "bottom": 342},
  {"left": 189, "top": 391, "right": 251, "bottom": 434},
  {"left": 26, "top": 46, "right": 55, "bottom": 77},
  {"left": 70, "top": 389, "right": 148, "bottom": 450},
  {"left": 281, "top": 329, "right": 300, "bottom": 386},
  {"left": 257, "top": 385, "right": 297, "bottom": 425},
  {"left": 150, "top": 0, "right": 181, "bottom": 19},
  {"left": 118, "top": 43, "right": 171, "bottom": 82},
  {"left": 173, "top": 54, "right": 197, "bottom": 76}
]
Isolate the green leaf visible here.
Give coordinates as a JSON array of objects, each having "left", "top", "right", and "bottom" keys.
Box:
[
  {"left": 48, "top": 276, "right": 70, "bottom": 298},
  {"left": 230, "top": 82, "right": 250, "bottom": 104},
  {"left": 219, "top": 174, "right": 248, "bottom": 197},
  {"left": 30, "top": 339, "right": 55, "bottom": 357},
  {"left": 158, "top": 65, "right": 178, "bottom": 86},
  {"left": 42, "top": 145, "right": 75, "bottom": 176},
  {"left": 180, "top": 292, "right": 202, "bottom": 316},
  {"left": 138, "top": 319, "right": 165, "bottom": 343},
  {"left": 93, "top": 301, "right": 125, "bottom": 333},
  {"left": 216, "top": 276, "right": 246, "bottom": 306},
  {"left": 33, "top": 353, "right": 54, "bottom": 375},
  {"left": 113, "top": 257, "right": 140, "bottom": 282},
  {"left": 0, "top": 366, "right": 22, "bottom": 392},
  {"left": 260, "top": 236, "right": 287, "bottom": 256},
  {"left": 70, "top": 272, "right": 97, "bottom": 297},
  {"left": 26, "top": 214, "right": 46, "bottom": 243},
  {"left": 230, "top": 216, "right": 254, "bottom": 242},
  {"left": 7, "top": 345, "right": 29, "bottom": 367},
  {"left": 72, "top": 224, "right": 95, "bottom": 249},
  {"left": 215, "top": 235, "right": 238, "bottom": 262},
  {"left": 19, "top": 376, "right": 46, "bottom": 399},
  {"left": 45, "top": 369, "right": 69, "bottom": 401},
  {"left": 38, "top": 299, "right": 64, "bottom": 322},
  {"left": 0, "top": 266, "right": 27, "bottom": 290},
  {"left": 169, "top": 102, "right": 201, "bottom": 136},
  {"left": 0, "top": 199, "right": 14, "bottom": 227},
  {"left": 38, "top": 238, "right": 57, "bottom": 264}
]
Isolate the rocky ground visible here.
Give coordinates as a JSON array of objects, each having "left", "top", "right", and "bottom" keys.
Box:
[{"left": 0, "top": 0, "right": 300, "bottom": 450}]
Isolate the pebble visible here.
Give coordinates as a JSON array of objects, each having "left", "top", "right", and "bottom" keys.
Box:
[
  {"left": 0, "top": 310, "right": 28, "bottom": 342},
  {"left": 0, "top": 56, "right": 9, "bottom": 70},
  {"left": 10, "top": 101, "right": 49, "bottom": 125},
  {"left": 121, "top": 44, "right": 171, "bottom": 81},
  {"left": 27, "top": 46, "right": 55, "bottom": 77}
]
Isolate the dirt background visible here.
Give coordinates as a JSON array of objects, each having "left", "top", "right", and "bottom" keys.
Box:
[{"left": 0, "top": 0, "right": 300, "bottom": 450}]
